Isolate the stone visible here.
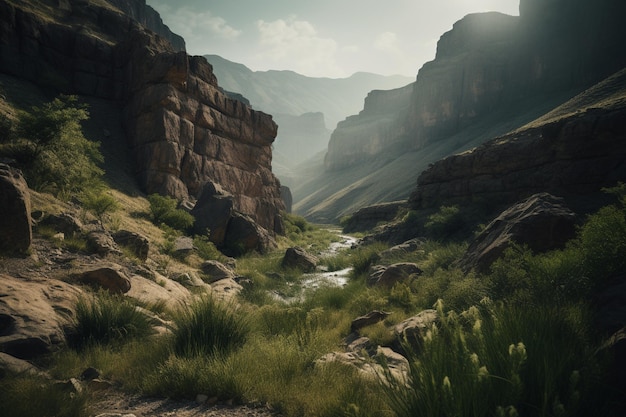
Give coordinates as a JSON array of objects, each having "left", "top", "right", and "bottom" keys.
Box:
[
  {"left": 0, "top": 163, "right": 32, "bottom": 253},
  {"left": 368, "top": 263, "right": 422, "bottom": 287},
  {"left": 281, "top": 246, "right": 318, "bottom": 272},
  {"left": 0, "top": 274, "right": 82, "bottom": 360},
  {"left": 87, "top": 230, "right": 122, "bottom": 257},
  {"left": 379, "top": 238, "right": 425, "bottom": 260},
  {"left": 126, "top": 273, "right": 193, "bottom": 308},
  {"left": 0, "top": 352, "right": 40, "bottom": 376},
  {"left": 350, "top": 311, "right": 391, "bottom": 333},
  {"left": 75, "top": 264, "right": 132, "bottom": 294},
  {"left": 40, "top": 213, "right": 83, "bottom": 237},
  {"left": 393, "top": 309, "right": 439, "bottom": 355},
  {"left": 201, "top": 260, "right": 235, "bottom": 282},
  {"left": 224, "top": 212, "right": 276, "bottom": 256},
  {"left": 190, "top": 181, "right": 233, "bottom": 245},
  {"left": 458, "top": 193, "right": 577, "bottom": 273},
  {"left": 173, "top": 236, "right": 195, "bottom": 255},
  {"left": 112, "top": 230, "right": 149, "bottom": 260},
  {"left": 80, "top": 367, "right": 101, "bottom": 381}
]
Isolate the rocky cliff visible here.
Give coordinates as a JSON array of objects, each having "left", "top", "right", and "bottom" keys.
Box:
[
  {"left": 299, "top": 0, "right": 626, "bottom": 222},
  {"left": 0, "top": 0, "right": 285, "bottom": 250},
  {"left": 409, "top": 67, "right": 626, "bottom": 216}
]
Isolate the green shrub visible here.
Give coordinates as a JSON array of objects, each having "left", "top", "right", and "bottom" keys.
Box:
[
  {"left": 173, "top": 295, "right": 249, "bottom": 358},
  {"left": 67, "top": 291, "right": 153, "bottom": 350},
  {"left": 10, "top": 95, "right": 104, "bottom": 197},
  {"left": 148, "top": 193, "right": 194, "bottom": 231},
  {"left": 351, "top": 242, "right": 387, "bottom": 277},
  {"left": 424, "top": 205, "right": 464, "bottom": 240},
  {"left": 80, "top": 190, "right": 119, "bottom": 221},
  {"left": 381, "top": 301, "right": 605, "bottom": 417}
]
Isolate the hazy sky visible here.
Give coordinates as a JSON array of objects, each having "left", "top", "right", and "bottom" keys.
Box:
[{"left": 146, "top": 1, "right": 520, "bottom": 79}]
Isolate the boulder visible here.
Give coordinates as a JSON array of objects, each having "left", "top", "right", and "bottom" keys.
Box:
[
  {"left": 201, "top": 260, "right": 235, "bottom": 282},
  {"left": 459, "top": 193, "right": 577, "bottom": 273},
  {"left": 74, "top": 264, "right": 131, "bottom": 294},
  {"left": 0, "top": 274, "right": 82, "bottom": 360},
  {"left": 40, "top": 213, "right": 83, "bottom": 237},
  {"left": 191, "top": 181, "right": 234, "bottom": 245},
  {"left": 342, "top": 201, "right": 407, "bottom": 233},
  {"left": 173, "top": 236, "right": 194, "bottom": 256},
  {"left": 281, "top": 246, "right": 318, "bottom": 272},
  {"left": 350, "top": 310, "right": 391, "bottom": 333},
  {"left": 379, "top": 238, "right": 425, "bottom": 260},
  {"left": 224, "top": 212, "right": 275, "bottom": 256},
  {"left": 393, "top": 309, "right": 439, "bottom": 355},
  {"left": 87, "top": 230, "right": 122, "bottom": 257},
  {"left": 316, "top": 346, "right": 409, "bottom": 383},
  {"left": 0, "top": 164, "right": 31, "bottom": 253},
  {"left": 126, "top": 272, "right": 193, "bottom": 308},
  {"left": 368, "top": 263, "right": 422, "bottom": 287},
  {"left": 112, "top": 230, "right": 149, "bottom": 260}
]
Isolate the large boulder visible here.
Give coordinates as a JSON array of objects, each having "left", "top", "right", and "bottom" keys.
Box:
[
  {"left": 191, "top": 181, "right": 234, "bottom": 244},
  {"left": 224, "top": 212, "right": 276, "bottom": 256},
  {"left": 459, "top": 193, "right": 577, "bottom": 273},
  {"left": 201, "top": 260, "right": 235, "bottom": 282},
  {"left": 281, "top": 247, "right": 318, "bottom": 272},
  {"left": 0, "top": 164, "right": 31, "bottom": 253},
  {"left": 0, "top": 274, "right": 82, "bottom": 360},
  {"left": 393, "top": 309, "right": 440, "bottom": 355}
]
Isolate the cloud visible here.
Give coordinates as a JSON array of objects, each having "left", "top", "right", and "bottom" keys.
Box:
[
  {"left": 254, "top": 17, "right": 343, "bottom": 77},
  {"left": 147, "top": 2, "right": 241, "bottom": 54}
]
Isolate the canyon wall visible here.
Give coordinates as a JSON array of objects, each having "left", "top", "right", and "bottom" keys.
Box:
[{"left": 0, "top": 0, "right": 285, "bottom": 249}]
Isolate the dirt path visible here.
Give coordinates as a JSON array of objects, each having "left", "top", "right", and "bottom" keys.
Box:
[{"left": 90, "top": 391, "right": 279, "bottom": 417}]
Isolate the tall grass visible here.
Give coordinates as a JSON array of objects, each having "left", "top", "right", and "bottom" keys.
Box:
[
  {"left": 67, "top": 291, "right": 153, "bottom": 350},
  {"left": 381, "top": 300, "right": 606, "bottom": 417},
  {"left": 0, "top": 373, "right": 88, "bottom": 417},
  {"left": 172, "top": 295, "right": 249, "bottom": 358}
]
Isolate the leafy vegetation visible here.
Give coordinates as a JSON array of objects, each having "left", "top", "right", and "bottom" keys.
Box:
[
  {"left": 0, "top": 95, "right": 104, "bottom": 198},
  {"left": 148, "top": 193, "right": 195, "bottom": 232}
]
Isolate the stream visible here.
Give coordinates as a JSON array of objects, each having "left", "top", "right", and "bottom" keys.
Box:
[{"left": 271, "top": 231, "right": 359, "bottom": 304}]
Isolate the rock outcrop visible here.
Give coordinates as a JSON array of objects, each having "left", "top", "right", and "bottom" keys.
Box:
[
  {"left": 459, "top": 193, "right": 577, "bottom": 273},
  {"left": 281, "top": 246, "right": 318, "bottom": 272},
  {"left": 341, "top": 200, "right": 406, "bottom": 233},
  {"left": 0, "top": 164, "right": 31, "bottom": 253},
  {"left": 409, "top": 68, "right": 626, "bottom": 217},
  {"left": 0, "top": 0, "right": 285, "bottom": 252}
]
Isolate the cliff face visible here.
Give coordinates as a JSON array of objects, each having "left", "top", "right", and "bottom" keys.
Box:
[
  {"left": 410, "top": 68, "right": 626, "bottom": 215},
  {"left": 0, "top": 0, "right": 285, "bottom": 246},
  {"left": 325, "top": 0, "right": 626, "bottom": 170},
  {"left": 324, "top": 84, "right": 413, "bottom": 171}
]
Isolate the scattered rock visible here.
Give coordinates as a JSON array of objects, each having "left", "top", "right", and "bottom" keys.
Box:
[
  {"left": 379, "top": 238, "right": 425, "bottom": 260},
  {"left": 201, "top": 260, "right": 235, "bottom": 282},
  {"left": 126, "top": 273, "right": 192, "bottom": 308},
  {"left": 281, "top": 246, "right": 318, "bottom": 272},
  {"left": 350, "top": 311, "right": 391, "bottom": 333},
  {"left": 224, "top": 212, "right": 276, "bottom": 256},
  {"left": 87, "top": 229, "right": 122, "bottom": 257},
  {"left": 393, "top": 309, "right": 439, "bottom": 355},
  {"left": 0, "top": 352, "right": 40, "bottom": 376},
  {"left": 368, "top": 263, "right": 422, "bottom": 287},
  {"left": 75, "top": 264, "right": 132, "bottom": 294},
  {"left": 0, "top": 163, "right": 32, "bottom": 253},
  {"left": 459, "top": 193, "right": 577, "bottom": 273},
  {"left": 112, "top": 230, "right": 149, "bottom": 261},
  {"left": 40, "top": 213, "right": 83, "bottom": 237},
  {"left": 173, "top": 236, "right": 195, "bottom": 256}
]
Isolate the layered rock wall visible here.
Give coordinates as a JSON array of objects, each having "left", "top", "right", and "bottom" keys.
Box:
[
  {"left": 409, "top": 79, "right": 626, "bottom": 215},
  {"left": 0, "top": 0, "right": 285, "bottom": 243}
]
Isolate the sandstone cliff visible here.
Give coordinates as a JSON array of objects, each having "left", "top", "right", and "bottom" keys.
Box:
[{"left": 0, "top": 0, "right": 285, "bottom": 250}]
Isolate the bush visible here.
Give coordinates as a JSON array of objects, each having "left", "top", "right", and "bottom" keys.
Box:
[
  {"left": 424, "top": 205, "right": 464, "bottom": 240},
  {"left": 173, "top": 295, "right": 249, "bottom": 358},
  {"left": 148, "top": 193, "right": 194, "bottom": 231},
  {"left": 11, "top": 95, "right": 104, "bottom": 197},
  {"left": 80, "top": 190, "right": 119, "bottom": 221},
  {"left": 67, "top": 291, "right": 153, "bottom": 350}
]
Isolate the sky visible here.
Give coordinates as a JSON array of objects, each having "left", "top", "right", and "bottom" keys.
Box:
[{"left": 146, "top": 1, "right": 520, "bottom": 79}]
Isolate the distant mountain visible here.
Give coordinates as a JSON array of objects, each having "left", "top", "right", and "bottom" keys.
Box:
[
  {"left": 204, "top": 54, "right": 412, "bottom": 177},
  {"left": 294, "top": 0, "right": 626, "bottom": 223}
]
